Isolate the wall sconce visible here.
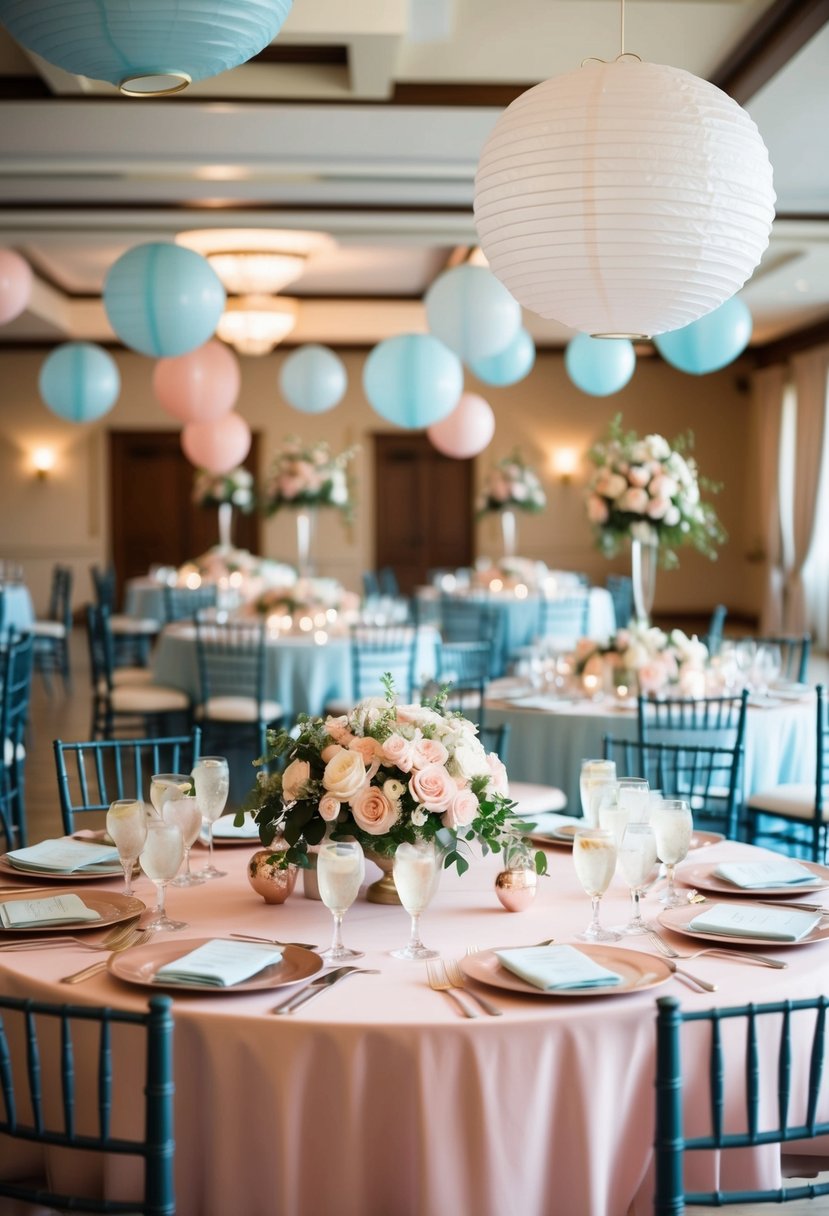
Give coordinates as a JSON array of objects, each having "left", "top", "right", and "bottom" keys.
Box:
[
  {"left": 32, "top": 447, "right": 56, "bottom": 480},
  {"left": 552, "top": 447, "right": 578, "bottom": 484}
]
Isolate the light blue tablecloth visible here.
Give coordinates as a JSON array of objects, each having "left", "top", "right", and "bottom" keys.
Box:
[{"left": 2, "top": 584, "right": 35, "bottom": 637}]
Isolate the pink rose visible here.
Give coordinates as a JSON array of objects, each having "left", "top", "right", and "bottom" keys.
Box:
[
  {"left": 281, "top": 759, "right": 310, "bottom": 802},
  {"left": 442, "top": 787, "right": 480, "bottom": 830},
  {"left": 349, "top": 736, "right": 381, "bottom": 762},
  {"left": 649, "top": 474, "right": 677, "bottom": 500},
  {"left": 627, "top": 465, "right": 650, "bottom": 488},
  {"left": 647, "top": 497, "right": 670, "bottom": 520},
  {"left": 411, "top": 737, "right": 449, "bottom": 769},
  {"left": 325, "top": 715, "right": 353, "bottom": 744},
  {"left": 587, "top": 494, "right": 609, "bottom": 524},
  {"left": 618, "top": 487, "right": 649, "bottom": 514},
  {"left": 319, "top": 794, "right": 341, "bottom": 822},
  {"left": 638, "top": 660, "right": 669, "bottom": 693},
  {"left": 583, "top": 654, "right": 605, "bottom": 680},
  {"left": 321, "top": 743, "right": 344, "bottom": 763},
  {"left": 409, "top": 764, "right": 456, "bottom": 812},
  {"left": 350, "top": 785, "right": 401, "bottom": 835},
  {"left": 487, "top": 752, "right": 509, "bottom": 796},
  {"left": 381, "top": 732, "right": 416, "bottom": 772}
]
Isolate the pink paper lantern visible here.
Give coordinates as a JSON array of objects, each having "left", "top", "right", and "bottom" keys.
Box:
[
  {"left": 0, "top": 249, "right": 33, "bottom": 325},
  {"left": 427, "top": 392, "right": 495, "bottom": 459},
  {"left": 181, "top": 411, "right": 251, "bottom": 473},
  {"left": 153, "top": 339, "right": 240, "bottom": 423}
]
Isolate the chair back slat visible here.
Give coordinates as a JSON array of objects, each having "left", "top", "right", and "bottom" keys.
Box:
[
  {"left": 710, "top": 1015, "right": 724, "bottom": 1144},
  {"left": 807, "top": 1002, "right": 827, "bottom": 1132},
  {"left": 778, "top": 1007, "right": 792, "bottom": 1137},
  {"left": 98, "top": 1014, "right": 112, "bottom": 1142},
  {"left": 350, "top": 625, "right": 419, "bottom": 702},
  {"left": 163, "top": 584, "right": 218, "bottom": 624},
  {"left": 0, "top": 1016, "right": 16, "bottom": 1129},
  {"left": 24, "top": 1009, "right": 43, "bottom": 1134},
  {"left": 61, "top": 1014, "right": 75, "bottom": 1141},
  {"left": 536, "top": 592, "right": 590, "bottom": 646},
  {"left": 747, "top": 1008, "right": 759, "bottom": 1142}
]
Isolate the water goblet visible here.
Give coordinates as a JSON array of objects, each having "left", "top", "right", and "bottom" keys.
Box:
[
  {"left": 390, "top": 840, "right": 441, "bottom": 960},
  {"left": 317, "top": 841, "right": 365, "bottom": 962},
  {"left": 139, "top": 820, "right": 187, "bottom": 931},
  {"left": 617, "top": 778, "right": 650, "bottom": 823},
  {"left": 149, "top": 773, "right": 192, "bottom": 817},
  {"left": 650, "top": 799, "right": 694, "bottom": 908},
  {"left": 105, "top": 798, "right": 147, "bottom": 896},
  {"left": 579, "top": 759, "right": 617, "bottom": 827},
  {"left": 192, "top": 757, "right": 230, "bottom": 880},
  {"left": 163, "top": 796, "right": 206, "bottom": 887},
  {"left": 616, "top": 823, "right": 659, "bottom": 935},
  {"left": 572, "top": 827, "right": 620, "bottom": 943},
  {"left": 598, "top": 793, "right": 629, "bottom": 850}
]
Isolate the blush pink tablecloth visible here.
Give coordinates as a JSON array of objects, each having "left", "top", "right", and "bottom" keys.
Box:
[{"left": 1, "top": 839, "right": 828, "bottom": 1216}]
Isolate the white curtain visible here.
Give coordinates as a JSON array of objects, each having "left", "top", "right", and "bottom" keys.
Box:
[
  {"left": 754, "top": 365, "right": 786, "bottom": 633},
  {"left": 785, "top": 345, "right": 829, "bottom": 634}
]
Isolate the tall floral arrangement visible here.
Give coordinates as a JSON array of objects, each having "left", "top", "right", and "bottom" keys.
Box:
[
  {"left": 193, "top": 467, "right": 255, "bottom": 511},
  {"left": 575, "top": 625, "right": 709, "bottom": 695},
  {"left": 477, "top": 451, "right": 546, "bottom": 516},
  {"left": 585, "top": 416, "right": 725, "bottom": 567},
  {"left": 262, "top": 437, "right": 356, "bottom": 520}
]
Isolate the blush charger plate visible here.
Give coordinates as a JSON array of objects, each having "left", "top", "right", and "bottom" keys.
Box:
[
  {"left": 676, "top": 859, "right": 829, "bottom": 898},
  {"left": 0, "top": 853, "right": 127, "bottom": 881},
  {"left": 459, "top": 944, "right": 673, "bottom": 998},
  {"left": 108, "top": 939, "right": 323, "bottom": 994},
  {"left": 658, "top": 902, "right": 829, "bottom": 948},
  {"left": 0, "top": 889, "right": 145, "bottom": 933}
]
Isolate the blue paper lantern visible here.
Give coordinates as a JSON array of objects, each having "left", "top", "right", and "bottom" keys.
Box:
[
  {"left": 0, "top": 0, "right": 292, "bottom": 96},
  {"left": 39, "top": 343, "right": 120, "bottom": 423},
  {"left": 279, "top": 345, "right": 347, "bottom": 414},
  {"left": 363, "top": 335, "right": 463, "bottom": 429},
  {"left": 469, "top": 327, "right": 536, "bottom": 386},
  {"left": 654, "top": 297, "right": 753, "bottom": 375},
  {"left": 425, "top": 264, "right": 522, "bottom": 362},
  {"left": 103, "top": 243, "right": 225, "bottom": 358},
  {"left": 565, "top": 334, "right": 636, "bottom": 396}
]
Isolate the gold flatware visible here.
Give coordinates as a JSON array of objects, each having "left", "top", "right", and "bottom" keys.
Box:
[
  {"left": 646, "top": 929, "right": 787, "bottom": 970},
  {"left": 445, "top": 956, "right": 502, "bottom": 1016},
  {"left": 425, "top": 959, "right": 479, "bottom": 1017},
  {"left": 229, "top": 933, "right": 318, "bottom": 951},
  {"left": 59, "top": 928, "right": 152, "bottom": 984}
]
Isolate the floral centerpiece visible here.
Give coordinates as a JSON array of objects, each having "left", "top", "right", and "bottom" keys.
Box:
[
  {"left": 585, "top": 415, "right": 725, "bottom": 568},
  {"left": 262, "top": 437, "right": 356, "bottom": 520},
  {"left": 241, "top": 678, "right": 546, "bottom": 878},
  {"left": 575, "top": 624, "right": 709, "bottom": 695},
  {"left": 193, "top": 467, "right": 255, "bottom": 512},
  {"left": 241, "top": 577, "right": 360, "bottom": 633},
  {"left": 477, "top": 451, "right": 546, "bottom": 516},
  {"left": 472, "top": 556, "right": 549, "bottom": 593}
]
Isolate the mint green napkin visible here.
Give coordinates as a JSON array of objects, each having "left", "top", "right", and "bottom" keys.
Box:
[
  {"left": 7, "top": 838, "right": 121, "bottom": 874},
  {"left": 0, "top": 894, "right": 102, "bottom": 929},
  {"left": 153, "top": 939, "right": 283, "bottom": 988},
  {"left": 688, "top": 903, "right": 821, "bottom": 942},
  {"left": 495, "top": 944, "right": 622, "bottom": 990},
  {"left": 712, "top": 861, "right": 821, "bottom": 890}
]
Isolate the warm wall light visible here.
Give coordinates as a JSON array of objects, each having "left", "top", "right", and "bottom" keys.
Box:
[
  {"left": 32, "top": 447, "right": 56, "bottom": 479},
  {"left": 552, "top": 448, "right": 578, "bottom": 484}
]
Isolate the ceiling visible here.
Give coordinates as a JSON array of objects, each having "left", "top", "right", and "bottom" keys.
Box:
[{"left": 0, "top": 0, "right": 827, "bottom": 354}]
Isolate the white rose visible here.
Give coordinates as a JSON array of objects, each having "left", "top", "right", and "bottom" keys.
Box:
[
  {"left": 448, "top": 738, "right": 490, "bottom": 783},
  {"left": 322, "top": 749, "right": 369, "bottom": 801},
  {"left": 281, "top": 759, "right": 310, "bottom": 802},
  {"left": 644, "top": 434, "right": 671, "bottom": 460},
  {"left": 664, "top": 505, "right": 681, "bottom": 526}
]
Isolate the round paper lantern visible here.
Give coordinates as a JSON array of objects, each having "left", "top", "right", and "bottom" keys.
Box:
[
  {"left": 0, "top": 249, "right": 32, "bottom": 325},
  {"left": 181, "top": 412, "right": 251, "bottom": 474},
  {"left": 654, "top": 297, "right": 753, "bottom": 375},
  {"left": 363, "top": 334, "right": 463, "bottom": 429},
  {"left": 153, "top": 341, "right": 240, "bottom": 424},
  {"left": 427, "top": 393, "right": 496, "bottom": 459},
  {"left": 565, "top": 334, "right": 636, "bottom": 397},
  {"left": 424, "top": 264, "right": 522, "bottom": 362},
  {"left": 39, "top": 343, "right": 120, "bottom": 422},
  {"left": 469, "top": 327, "right": 536, "bottom": 386},
  {"left": 103, "top": 243, "right": 225, "bottom": 358},
  {"left": 0, "top": 0, "right": 292, "bottom": 96},
  {"left": 279, "top": 344, "right": 347, "bottom": 414},
  {"left": 474, "top": 57, "right": 775, "bottom": 338}
]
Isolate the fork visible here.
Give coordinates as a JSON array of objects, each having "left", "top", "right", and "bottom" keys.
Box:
[
  {"left": 425, "top": 959, "right": 479, "bottom": 1018},
  {"left": 59, "top": 928, "right": 152, "bottom": 984},
  {"left": 444, "top": 955, "right": 502, "bottom": 1016},
  {"left": 646, "top": 929, "right": 787, "bottom": 970},
  {"left": 0, "top": 918, "right": 141, "bottom": 953}
]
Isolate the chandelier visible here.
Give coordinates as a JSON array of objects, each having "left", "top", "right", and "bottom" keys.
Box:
[
  {"left": 216, "top": 296, "right": 299, "bottom": 357},
  {"left": 176, "top": 229, "right": 333, "bottom": 296}
]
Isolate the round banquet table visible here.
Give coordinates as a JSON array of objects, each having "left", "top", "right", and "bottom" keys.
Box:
[{"left": 1, "top": 839, "right": 828, "bottom": 1216}]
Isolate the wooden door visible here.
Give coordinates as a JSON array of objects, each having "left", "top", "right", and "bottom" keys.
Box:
[
  {"left": 109, "top": 431, "right": 261, "bottom": 597},
  {"left": 373, "top": 433, "right": 473, "bottom": 594}
]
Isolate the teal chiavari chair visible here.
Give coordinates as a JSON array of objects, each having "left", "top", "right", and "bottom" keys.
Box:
[
  {"left": 0, "top": 630, "right": 34, "bottom": 847},
  {"left": 0, "top": 994, "right": 175, "bottom": 1215},
  {"left": 638, "top": 690, "right": 748, "bottom": 745},
  {"left": 606, "top": 574, "right": 633, "bottom": 630},
  {"left": 31, "top": 563, "right": 73, "bottom": 691},
  {"left": 162, "top": 583, "right": 218, "bottom": 624},
  {"left": 706, "top": 604, "right": 727, "bottom": 655},
  {"left": 654, "top": 994, "right": 829, "bottom": 1213}
]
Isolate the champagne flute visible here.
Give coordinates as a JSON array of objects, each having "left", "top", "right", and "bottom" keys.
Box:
[
  {"left": 572, "top": 827, "right": 620, "bottom": 942},
  {"left": 149, "top": 773, "right": 192, "bottom": 817},
  {"left": 616, "top": 823, "right": 658, "bottom": 935},
  {"left": 139, "top": 820, "right": 186, "bottom": 931},
  {"left": 192, "top": 757, "right": 230, "bottom": 880},
  {"left": 105, "top": 799, "right": 147, "bottom": 896},
  {"left": 650, "top": 799, "right": 693, "bottom": 908},
  {"left": 579, "top": 759, "right": 616, "bottom": 827},
  {"left": 163, "top": 796, "right": 205, "bottom": 887},
  {"left": 317, "top": 841, "right": 365, "bottom": 961},
  {"left": 391, "top": 841, "right": 441, "bottom": 960}
]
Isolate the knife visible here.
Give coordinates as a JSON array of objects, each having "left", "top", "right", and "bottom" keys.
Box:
[
  {"left": 269, "top": 967, "right": 379, "bottom": 1015},
  {"left": 762, "top": 901, "right": 829, "bottom": 915}
]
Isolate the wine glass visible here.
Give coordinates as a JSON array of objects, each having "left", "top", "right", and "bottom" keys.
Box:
[
  {"left": 579, "top": 759, "right": 617, "bottom": 827},
  {"left": 617, "top": 778, "right": 650, "bottom": 823},
  {"left": 753, "top": 643, "right": 782, "bottom": 694},
  {"left": 598, "top": 793, "right": 629, "bottom": 850},
  {"left": 139, "top": 820, "right": 186, "bottom": 931},
  {"left": 163, "top": 796, "right": 205, "bottom": 887},
  {"left": 650, "top": 799, "right": 693, "bottom": 908},
  {"left": 192, "top": 757, "right": 230, "bottom": 880},
  {"left": 390, "top": 841, "right": 441, "bottom": 960},
  {"left": 317, "top": 841, "right": 365, "bottom": 962},
  {"left": 616, "top": 823, "right": 659, "bottom": 935},
  {"left": 149, "top": 773, "right": 192, "bottom": 817},
  {"left": 105, "top": 799, "right": 147, "bottom": 896},
  {"left": 572, "top": 827, "right": 620, "bottom": 942}
]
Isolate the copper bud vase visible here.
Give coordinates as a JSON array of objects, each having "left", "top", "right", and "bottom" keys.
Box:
[
  {"left": 495, "top": 867, "right": 537, "bottom": 912},
  {"left": 247, "top": 849, "right": 298, "bottom": 904}
]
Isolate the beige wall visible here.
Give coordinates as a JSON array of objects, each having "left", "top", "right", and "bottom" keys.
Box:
[{"left": 0, "top": 344, "right": 759, "bottom": 620}]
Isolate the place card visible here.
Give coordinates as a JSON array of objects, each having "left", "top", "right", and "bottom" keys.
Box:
[
  {"left": 7, "top": 838, "right": 121, "bottom": 873},
  {"left": 712, "top": 861, "right": 821, "bottom": 889},
  {"left": 0, "top": 894, "right": 102, "bottom": 929},
  {"left": 495, "top": 944, "right": 622, "bottom": 990},
  {"left": 153, "top": 939, "right": 283, "bottom": 988},
  {"left": 689, "top": 903, "right": 821, "bottom": 942}
]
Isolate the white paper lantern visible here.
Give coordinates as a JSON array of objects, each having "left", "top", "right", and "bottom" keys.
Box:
[{"left": 474, "top": 58, "right": 775, "bottom": 338}]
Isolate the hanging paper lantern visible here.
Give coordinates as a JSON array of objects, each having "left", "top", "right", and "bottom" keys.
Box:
[
  {"left": 39, "top": 343, "right": 120, "bottom": 422},
  {"left": 181, "top": 412, "right": 251, "bottom": 474},
  {"left": 0, "top": 0, "right": 293, "bottom": 96},
  {"left": 103, "top": 243, "right": 225, "bottom": 358},
  {"left": 469, "top": 327, "right": 536, "bottom": 386},
  {"left": 153, "top": 341, "right": 240, "bottom": 424},
  {"left": 565, "top": 334, "right": 636, "bottom": 397},
  {"left": 654, "top": 297, "right": 753, "bottom": 375},
  {"left": 427, "top": 393, "right": 496, "bottom": 460},
  {"left": 363, "top": 334, "right": 463, "bottom": 429},
  {"left": 0, "top": 249, "right": 32, "bottom": 325},
  {"left": 474, "top": 58, "right": 775, "bottom": 338},
  {"left": 279, "top": 344, "right": 347, "bottom": 414},
  {"left": 424, "top": 265, "right": 522, "bottom": 362}
]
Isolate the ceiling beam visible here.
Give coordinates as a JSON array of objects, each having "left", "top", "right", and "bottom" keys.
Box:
[
  {"left": 711, "top": 0, "right": 829, "bottom": 104},
  {"left": 753, "top": 313, "right": 829, "bottom": 366}
]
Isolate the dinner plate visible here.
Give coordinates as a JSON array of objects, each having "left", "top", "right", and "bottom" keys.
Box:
[
  {"left": 689, "top": 830, "right": 726, "bottom": 849},
  {"left": 658, "top": 903, "right": 829, "bottom": 948},
  {"left": 0, "top": 889, "right": 144, "bottom": 933},
  {"left": 527, "top": 826, "right": 725, "bottom": 851},
  {"left": 109, "top": 938, "right": 323, "bottom": 994},
  {"left": 677, "top": 860, "right": 829, "bottom": 898},
  {"left": 0, "top": 854, "right": 127, "bottom": 882},
  {"left": 459, "top": 944, "right": 673, "bottom": 998},
  {"left": 199, "top": 815, "right": 261, "bottom": 847}
]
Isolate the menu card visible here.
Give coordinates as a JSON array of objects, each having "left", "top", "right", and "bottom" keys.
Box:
[
  {"left": 712, "top": 861, "right": 821, "bottom": 890},
  {"left": 153, "top": 939, "right": 283, "bottom": 987},
  {"left": 688, "top": 903, "right": 821, "bottom": 941},
  {"left": 495, "top": 944, "right": 622, "bottom": 990},
  {"left": 0, "top": 894, "right": 102, "bottom": 929},
  {"left": 7, "top": 838, "right": 121, "bottom": 874}
]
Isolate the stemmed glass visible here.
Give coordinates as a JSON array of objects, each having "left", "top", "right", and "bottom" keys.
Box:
[
  {"left": 616, "top": 823, "right": 658, "bottom": 935},
  {"left": 753, "top": 643, "right": 782, "bottom": 694},
  {"left": 149, "top": 773, "right": 192, "bottom": 817},
  {"left": 617, "top": 778, "right": 650, "bottom": 823},
  {"left": 139, "top": 820, "right": 186, "bottom": 931},
  {"left": 650, "top": 799, "right": 694, "bottom": 908},
  {"left": 192, "top": 757, "right": 230, "bottom": 880},
  {"left": 317, "top": 841, "right": 365, "bottom": 962},
  {"left": 163, "top": 796, "right": 205, "bottom": 887},
  {"left": 391, "top": 840, "right": 441, "bottom": 960},
  {"left": 579, "top": 759, "right": 617, "bottom": 827},
  {"left": 572, "top": 827, "right": 620, "bottom": 942},
  {"left": 105, "top": 799, "right": 147, "bottom": 896}
]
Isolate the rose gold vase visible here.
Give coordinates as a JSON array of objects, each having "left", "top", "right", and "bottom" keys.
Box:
[{"left": 247, "top": 848, "right": 298, "bottom": 904}]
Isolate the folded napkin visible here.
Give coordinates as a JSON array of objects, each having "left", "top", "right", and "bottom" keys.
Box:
[
  {"left": 153, "top": 939, "right": 283, "bottom": 988},
  {"left": 0, "top": 894, "right": 102, "bottom": 929},
  {"left": 209, "top": 815, "right": 260, "bottom": 841},
  {"left": 495, "top": 944, "right": 622, "bottom": 991},
  {"left": 688, "top": 902, "right": 821, "bottom": 942},
  {"left": 6, "top": 838, "right": 121, "bottom": 874},
  {"left": 712, "top": 861, "right": 821, "bottom": 890},
  {"left": 526, "top": 813, "right": 583, "bottom": 837}
]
